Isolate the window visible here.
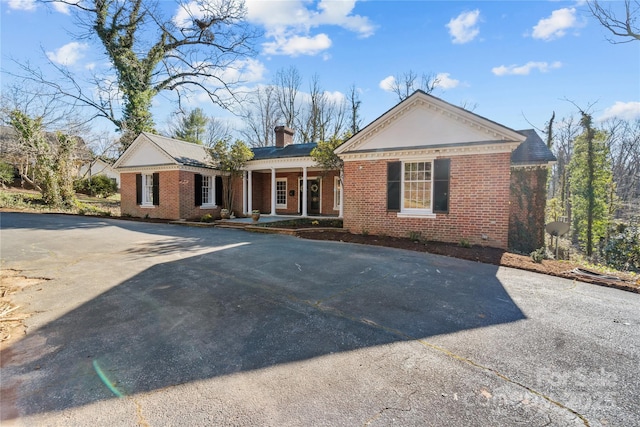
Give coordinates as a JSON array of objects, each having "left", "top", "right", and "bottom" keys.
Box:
[
  {"left": 387, "top": 159, "right": 450, "bottom": 216},
  {"left": 202, "top": 175, "right": 213, "bottom": 206},
  {"left": 276, "top": 178, "right": 287, "bottom": 209},
  {"left": 136, "top": 173, "right": 158, "bottom": 206},
  {"left": 195, "top": 174, "right": 216, "bottom": 207},
  {"left": 403, "top": 161, "right": 432, "bottom": 211},
  {"left": 333, "top": 176, "right": 341, "bottom": 210}
]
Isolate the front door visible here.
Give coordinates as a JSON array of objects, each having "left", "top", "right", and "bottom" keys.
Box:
[{"left": 300, "top": 179, "right": 321, "bottom": 215}]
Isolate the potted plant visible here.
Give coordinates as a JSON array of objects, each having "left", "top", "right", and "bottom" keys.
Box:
[
  {"left": 251, "top": 209, "right": 261, "bottom": 222},
  {"left": 220, "top": 208, "right": 230, "bottom": 219}
]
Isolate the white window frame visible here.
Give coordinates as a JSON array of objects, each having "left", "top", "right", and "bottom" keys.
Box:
[
  {"left": 333, "top": 176, "right": 341, "bottom": 210},
  {"left": 141, "top": 173, "right": 154, "bottom": 207},
  {"left": 276, "top": 178, "right": 287, "bottom": 209},
  {"left": 397, "top": 160, "right": 436, "bottom": 218},
  {"left": 201, "top": 175, "right": 215, "bottom": 208}
]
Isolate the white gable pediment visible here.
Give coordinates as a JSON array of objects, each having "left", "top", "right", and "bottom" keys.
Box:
[
  {"left": 114, "top": 134, "right": 177, "bottom": 169},
  {"left": 336, "top": 92, "right": 525, "bottom": 156}
]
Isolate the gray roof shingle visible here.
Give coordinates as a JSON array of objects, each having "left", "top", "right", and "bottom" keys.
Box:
[
  {"left": 142, "top": 132, "right": 212, "bottom": 168},
  {"left": 251, "top": 143, "right": 317, "bottom": 160},
  {"left": 512, "top": 129, "right": 557, "bottom": 165}
]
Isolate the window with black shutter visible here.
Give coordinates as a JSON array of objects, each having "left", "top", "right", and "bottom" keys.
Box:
[
  {"left": 433, "top": 159, "right": 450, "bottom": 213},
  {"left": 194, "top": 173, "right": 203, "bottom": 206},
  {"left": 215, "top": 176, "right": 223, "bottom": 206},
  {"left": 387, "top": 161, "right": 401, "bottom": 211},
  {"left": 152, "top": 172, "right": 160, "bottom": 206},
  {"left": 136, "top": 174, "right": 142, "bottom": 205}
]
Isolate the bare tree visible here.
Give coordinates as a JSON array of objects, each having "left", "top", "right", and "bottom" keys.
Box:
[
  {"left": 297, "top": 74, "right": 347, "bottom": 143},
  {"left": 347, "top": 84, "right": 363, "bottom": 135},
  {"left": 205, "top": 117, "right": 233, "bottom": 146},
  {"left": 588, "top": 0, "right": 640, "bottom": 43},
  {"left": 390, "top": 70, "right": 440, "bottom": 102},
  {"left": 239, "top": 85, "right": 282, "bottom": 147},
  {"left": 16, "top": 0, "right": 257, "bottom": 150},
  {"left": 273, "top": 66, "right": 301, "bottom": 130}
]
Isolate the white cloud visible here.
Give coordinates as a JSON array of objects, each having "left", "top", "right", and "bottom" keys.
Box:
[
  {"left": 7, "top": 0, "right": 37, "bottom": 11},
  {"left": 532, "top": 7, "right": 578, "bottom": 41},
  {"left": 598, "top": 101, "right": 640, "bottom": 121},
  {"left": 52, "top": 1, "right": 72, "bottom": 14},
  {"left": 446, "top": 10, "right": 481, "bottom": 44},
  {"left": 263, "top": 33, "right": 332, "bottom": 57},
  {"left": 492, "top": 61, "right": 562, "bottom": 76},
  {"left": 245, "top": 0, "right": 375, "bottom": 56},
  {"left": 379, "top": 75, "right": 395, "bottom": 92},
  {"left": 434, "top": 73, "right": 460, "bottom": 90},
  {"left": 46, "top": 42, "right": 89, "bottom": 66},
  {"left": 173, "top": 1, "right": 205, "bottom": 28}
]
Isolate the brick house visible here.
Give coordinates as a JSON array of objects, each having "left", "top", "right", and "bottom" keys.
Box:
[
  {"left": 113, "top": 132, "right": 223, "bottom": 220},
  {"left": 114, "top": 91, "right": 554, "bottom": 251},
  {"left": 334, "top": 91, "right": 555, "bottom": 250}
]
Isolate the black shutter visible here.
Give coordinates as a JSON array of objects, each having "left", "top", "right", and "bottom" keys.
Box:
[
  {"left": 215, "top": 176, "right": 223, "bottom": 206},
  {"left": 194, "top": 174, "right": 203, "bottom": 206},
  {"left": 152, "top": 172, "right": 160, "bottom": 206},
  {"left": 136, "top": 173, "right": 142, "bottom": 205},
  {"left": 433, "top": 159, "right": 450, "bottom": 213},
  {"left": 387, "top": 161, "right": 401, "bottom": 211}
]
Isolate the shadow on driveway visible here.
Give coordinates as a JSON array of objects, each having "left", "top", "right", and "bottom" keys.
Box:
[{"left": 1, "top": 217, "right": 526, "bottom": 419}]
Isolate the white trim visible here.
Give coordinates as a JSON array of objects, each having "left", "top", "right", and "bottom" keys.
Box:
[
  {"left": 141, "top": 173, "right": 154, "bottom": 206},
  {"left": 200, "top": 175, "right": 215, "bottom": 207},
  {"left": 275, "top": 177, "right": 287, "bottom": 209},
  {"left": 335, "top": 91, "right": 526, "bottom": 156},
  {"left": 298, "top": 175, "right": 321, "bottom": 215},
  {"left": 397, "top": 212, "right": 436, "bottom": 219},
  {"left": 401, "top": 160, "right": 434, "bottom": 215},
  {"left": 339, "top": 142, "right": 520, "bottom": 162},
  {"left": 245, "top": 157, "right": 318, "bottom": 171},
  {"left": 116, "top": 164, "right": 217, "bottom": 174},
  {"left": 333, "top": 176, "right": 341, "bottom": 211}
]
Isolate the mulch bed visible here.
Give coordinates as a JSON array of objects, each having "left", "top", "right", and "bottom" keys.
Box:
[{"left": 296, "top": 230, "right": 640, "bottom": 293}]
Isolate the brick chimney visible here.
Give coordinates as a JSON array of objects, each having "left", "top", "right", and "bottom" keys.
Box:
[{"left": 274, "top": 126, "right": 294, "bottom": 148}]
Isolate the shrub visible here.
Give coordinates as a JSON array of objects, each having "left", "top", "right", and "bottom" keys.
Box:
[
  {"left": 201, "top": 213, "right": 213, "bottom": 223},
  {"left": 459, "top": 238, "right": 471, "bottom": 248},
  {"left": 530, "top": 247, "right": 546, "bottom": 263},
  {"left": 408, "top": 231, "right": 422, "bottom": 242},
  {"left": 603, "top": 224, "right": 640, "bottom": 272},
  {"left": 0, "top": 161, "right": 15, "bottom": 186},
  {"left": 74, "top": 175, "right": 118, "bottom": 198}
]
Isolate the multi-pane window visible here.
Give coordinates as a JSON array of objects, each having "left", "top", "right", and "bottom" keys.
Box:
[
  {"left": 333, "top": 176, "right": 341, "bottom": 210},
  {"left": 403, "top": 161, "right": 432, "bottom": 210},
  {"left": 142, "top": 174, "right": 154, "bottom": 205},
  {"left": 276, "top": 179, "right": 287, "bottom": 208},
  {"left": 202, "top": 175, "right": 212, "bottom": 205}
]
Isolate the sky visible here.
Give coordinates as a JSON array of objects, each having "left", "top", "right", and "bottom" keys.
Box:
[{"left": 1, "top": 0, "right": 639, "bottom": 141}]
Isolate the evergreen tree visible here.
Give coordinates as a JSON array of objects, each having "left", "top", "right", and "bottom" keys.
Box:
[
  {"left": 569, "top": 112, "right": 614, "bottom": 256},
  {"left": 173, "top": 108, "right": 209, "bottom": 145}
]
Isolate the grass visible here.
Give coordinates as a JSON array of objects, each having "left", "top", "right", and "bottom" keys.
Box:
[{"left": 0, "top": 188, "right": 119, "bottom": 217}]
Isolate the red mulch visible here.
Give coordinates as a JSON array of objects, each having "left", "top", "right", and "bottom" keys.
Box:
[{"left": 296, "top": 230, "right": 640, "bottom": 293}]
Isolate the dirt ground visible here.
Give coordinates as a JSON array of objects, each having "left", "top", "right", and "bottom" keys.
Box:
[
  {"left": 297, "top": 230, "right": 640, "bottom": 294},
  {"left": 0, "top": 270, "right": 49, "bottom": 348}
]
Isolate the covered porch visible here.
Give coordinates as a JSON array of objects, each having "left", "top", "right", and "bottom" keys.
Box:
[{"left": 238, "top": 159, "right": 343, "bottom": 218}]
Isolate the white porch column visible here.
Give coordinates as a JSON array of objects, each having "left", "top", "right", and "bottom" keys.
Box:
[
  {"left": 302, "top": 166, "right": 308, "bottom": 217},
  {"left": 270, "top": 168, "right": 277, "bottom": 215},
  {"left": 242, "top": 171, "right": 247, "bottom": 215},
  {"left": 247, "top": 170, "right": 253, "bottom": 213},
  {"left": 339, "top": 170, "right": 344, "bottom": 218}
]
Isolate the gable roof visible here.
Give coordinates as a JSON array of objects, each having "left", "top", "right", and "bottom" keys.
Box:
[
  {"left": 251, "top": 143, "right": 317, "bottom": 160},
  {"left": 335, "top": 90, "right": 526, "bottom": 156},
  {"left": 113, "top": 132, "right": 213, "bottom": 169},
  {"left": 512, "top": 129, "right": 557, "bottom": 166}
]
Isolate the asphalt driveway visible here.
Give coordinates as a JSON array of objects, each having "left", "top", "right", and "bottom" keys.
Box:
[{"left": 1, "top": 212, "right": 638, "bottom": 426}]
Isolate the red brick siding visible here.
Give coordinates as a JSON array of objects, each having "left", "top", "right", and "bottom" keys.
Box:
[
  {"left": 120, "top": 170, "right": 220, "bottom": 220},
  {"left": 343, "top": 153, "right": 512, "bottom": 249}
]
